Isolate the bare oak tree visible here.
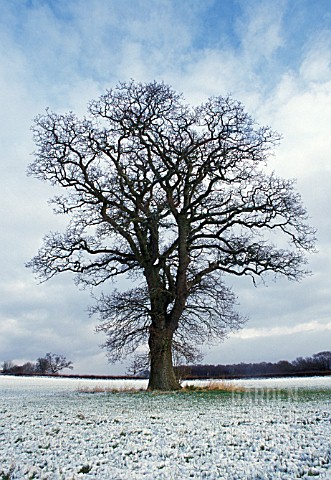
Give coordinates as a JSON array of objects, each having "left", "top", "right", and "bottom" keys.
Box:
[{"left": 27, "top": 80, "right": 315, "bottom": 390}]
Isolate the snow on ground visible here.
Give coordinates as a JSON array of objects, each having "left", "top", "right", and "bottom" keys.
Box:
[
  {"left": 0, "top": 375, "right": 149, "bottom": 395},
  {"left": 0, "top": 376, "right": 330, "bottom": 479}
]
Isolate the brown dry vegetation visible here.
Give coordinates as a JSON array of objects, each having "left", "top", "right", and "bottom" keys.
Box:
[
  {"left": 182, "top": 381, "right": 246, "bottom": 393},
  {"left": 77, "top": 380, "right": 247, "bottom": 394}
]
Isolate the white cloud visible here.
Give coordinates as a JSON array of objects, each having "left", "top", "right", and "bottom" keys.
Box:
[
  {"left": 236, "top": 0, "right": 285, "bottom": 61},
  {"left": 235, "top": 321, "right": 331, "bottom": 340},
  {"left": 300, "top": 31, "right": 331, "bottom": 83},
  {"left": 256, "top": 32, "right": 331, "bottom": 179}
]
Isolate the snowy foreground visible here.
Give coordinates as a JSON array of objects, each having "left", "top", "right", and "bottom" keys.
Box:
[{"left": 0, "top": 376, "right": 330, "bottom": 479}]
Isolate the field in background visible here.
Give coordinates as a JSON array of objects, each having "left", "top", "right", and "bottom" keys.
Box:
[{"left": 0, "top": 376, "right": 330, "bottom": 479}]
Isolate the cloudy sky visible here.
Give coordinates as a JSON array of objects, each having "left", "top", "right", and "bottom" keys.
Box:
[{"left": 0, "top": 0, "right": 330, "bottom": 375}]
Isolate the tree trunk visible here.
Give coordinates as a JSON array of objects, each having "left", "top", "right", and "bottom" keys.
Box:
[{"left": 147, "top": 326, "right": 181, "bottom": 391}]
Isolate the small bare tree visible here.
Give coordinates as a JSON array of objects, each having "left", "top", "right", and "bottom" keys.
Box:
[
  {"left": 312, "top": 351, "right": 331, "bottom": 371},
  {"left": 27, "top": 80, "right": 315, "bottom": 390},
  {"left": 36, "top": 353, "right": 73, "bottom": 374},
  {"left": 2, "top": 360, "right": 15, "bottom": 373}
]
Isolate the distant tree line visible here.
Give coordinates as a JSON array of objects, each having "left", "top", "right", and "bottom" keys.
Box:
[
  {"left": 1, "top": 353, "right": 73, "bottom": 376},
  {"left": 174, "top": 351, "right": 331, "bottom": 379}
]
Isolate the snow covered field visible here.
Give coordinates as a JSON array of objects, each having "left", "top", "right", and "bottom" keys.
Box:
[{"left": 0, "top": 376, "right": 330, "bottom": 479}]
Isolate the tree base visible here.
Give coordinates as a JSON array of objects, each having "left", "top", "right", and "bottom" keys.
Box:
[{"left": 147, "top": 376, "right": 182, "bottom": 391}]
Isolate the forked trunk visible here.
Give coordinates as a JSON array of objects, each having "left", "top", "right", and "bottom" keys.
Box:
[{"left": 147, "top": 326, "right": 181, "bottom": 391}]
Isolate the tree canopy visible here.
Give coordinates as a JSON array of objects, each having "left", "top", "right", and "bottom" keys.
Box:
[{"left": 27, "top": 80, "right": 316, "bottom": 390}]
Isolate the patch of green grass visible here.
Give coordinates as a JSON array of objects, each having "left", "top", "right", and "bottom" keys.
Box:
[
  {"left": 78, "top": 464, "right": 92, "bottom": 474},
  {"left": 0, "top": 465, "right": 15, "bottom": 480},
  {"left": 1, "top": 474, "right": 11, "bottom": 480},
  {"left": 76, "top": 383, "right": 330, "bottom": 403},
  {"left": 293, "top": 389, "right": 331, "bottom": 401}
]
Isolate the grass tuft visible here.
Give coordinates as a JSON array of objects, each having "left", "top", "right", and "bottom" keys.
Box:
[
  {"left": 0, "top": 465, "right": 15, "bottom": 480},
  {"left": 78, "top": 464, "right": 92, "bottom": 474}
]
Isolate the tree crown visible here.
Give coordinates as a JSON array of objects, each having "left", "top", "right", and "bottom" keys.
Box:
[{"left": 27, "top": 80, "right": 316, "bottom": 363}]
